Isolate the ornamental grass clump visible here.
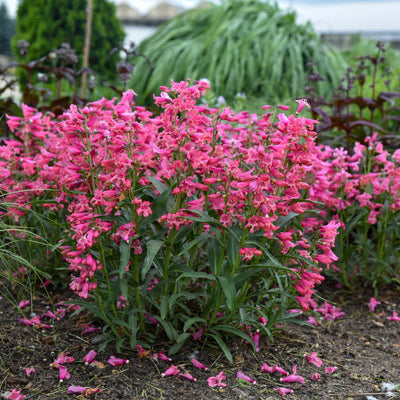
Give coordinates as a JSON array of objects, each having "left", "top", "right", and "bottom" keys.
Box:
[
  {"left": 131, "top": 0, "right": 346, "bottom": 106},
  {"left": 3, "top": 81, "right": 339, "bottom": 360}
]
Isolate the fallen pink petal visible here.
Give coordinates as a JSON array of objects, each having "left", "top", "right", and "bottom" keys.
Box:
[
  {"left": 368, "top": 297, "right": 380, "bottom": 312},
  {"left": 7, "top": 389, "right": 26, "bottom": 400},
  {"left": 272, "top": 365, "right": 289, "bottom": 376},
  {"left": 191, "top": 358, "right": 208, "bottom": 370},
  {"left": 162, "top": 365, "right": 180, "bottom": 377},
  {"left": 273, "top": 387, "right": 293, "bottom": 396},
  {"left": 83, "top": 350, "right": 97, "bottom": 364},
  {"left": 155, "top": 351, "right": 172, "bottom": 362},
  {"left": 306, "top": 316, "right": 318, "bottom": 326},
  {"left": 236, "top": 371, "right": 256, "bottom": 384},
  {"left": 107, "top": 356, "right": 129, "bottom": 366},
  {"left": 304, "top": 352, "right": 323, "bottom": 367},
  {"left": 387, "top": 311, "right": 400, "bottom": 321},
  {"left": 178, "top": 372, "right": 196, "bottom": 382},
  {"left": 22, "top": 367, "right": 35, "bottom": 376},
  {"left": 59, "top": 365, "right": 71, "bottom": 382},
  {"left": 67, "top": 386, "right": 87, "bottom": 394},
  {"left": 325, "top": 366, "right": 337, "bottom": 375},
  {"left": 310, "top": 373, "right": 321, "bottom": 381},
  {"left": 207, "top": 371, "right": 227, "bottom": 388},
  {"left": 281, "top": 365, "right": 305, "bottom": 384},
  {"left": 18, "top": 300, "right": 30, "bottom": 309},
  {"left": 260, "top": 362, "right": 274, "bottom": 373}
]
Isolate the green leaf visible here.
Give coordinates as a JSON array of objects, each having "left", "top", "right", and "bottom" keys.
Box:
[
  {"left": 209, "top": 332, "right": 233, "bottom": 363},
  {"left": 217, "top": 274, "right": 236, "bottom": 312},
  {"left": 160, "top": 295, "right": 169, "bottom": 319},
  {"left": 142, "top": 239, "right": 164, "bottom": 279},
  {"left": 183, "top": 317, "right": 207, "bottom": 332},
  {"left": 213, "top": 325, "right": 255, "bottom": 352},
  {"left": 146, "top": 175, "right": 170, "bottom": 194}
]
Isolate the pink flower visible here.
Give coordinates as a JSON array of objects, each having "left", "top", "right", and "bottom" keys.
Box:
[
  {"left": 23, "top": 367, "right": 35, "bottom": 376},
  {"left": 162, "top": 365, "right": 180, "bottom": 377},
  {"left": 260, "top": 363, "right": 288, "bottom": 376},
  {"left": 191, "top": 358, "right": 208, "bottom": 370},
  {"left": 306, "top": 316, "right": 318, "bottom": 326},
  {"left": 81, "top": 324, "right": 101, "bottom": 335},
  {"left": 387, "top": 311, "right": 400, "bottom": 321},
  {"left": 207, "top": 371, "right": 227, "bottom": 388},
  {"left": 236, "top": 371, "right": 256, "bottom": 384},
  {"left": 59, "top": 365, "right": 71, "bottom": 382},
  {"left": 107, "top": 356, "right": 129, "bottom": 366},
  {"left": 51, "top": 353, "right": 74, "bottom": 367},
  {"left": 281, "top": 366, "right": 305, "bottom": 384},
  {"left": 7, "top": 389, "right": 26, "bottom": 400},
  {"left": 83, "top": 350, "right": 97, "bottom": 364},
  {"left": 178, "top": 372, "right": 196, "bottom": 382},
  {"left": 67, "top": 386, "right": 87, "bottom": 394},
  {"left": 295, "top": 99, "right": 310, "bottom": 114},
  {"left": 325, "top": 367, "right": 337, "bottom": 375},
  {"left": 153, "top": 351, "right": 172, "bottom": 362},
  {"left": 368, "top": 297, "right": 380, "bottom": 312},
  {"left": 18, "top": 300, "right": 30, "bottom": 309},
  {"left": 273, "top": 387, "right": 293, "bottom": 396},
  {"left": 304, "top": 352, "right": 323, "bottom": 367},
  {"left": 310, "top": 373, "right": 321, "bottom": 381}
]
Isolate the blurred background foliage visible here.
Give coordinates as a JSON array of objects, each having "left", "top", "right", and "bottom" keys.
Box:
[
  {"left": 11, "top": 0, "right": 125, "bottom": 82},
  {"left": 130, "top": 0, "right": 348, "bottom": 107}
]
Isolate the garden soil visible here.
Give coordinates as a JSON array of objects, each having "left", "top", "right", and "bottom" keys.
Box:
[{"left": 1, "top": 280, "right": 399, "bottom": 400}]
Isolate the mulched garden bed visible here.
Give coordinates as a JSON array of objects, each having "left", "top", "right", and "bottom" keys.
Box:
[{"left": 1, "top": 281, "right": 399, "bottom": 400}]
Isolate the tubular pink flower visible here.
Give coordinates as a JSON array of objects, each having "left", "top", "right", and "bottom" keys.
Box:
[
  {"left": 306, "top": 316, "right": 318, "bottom": 327},
  {"left": 107, "top": 356, "right": 129, "bottom": 366},
  {"left": 304, "top": 352, "right": 323, "bottom": 367},
  {"left": 191, "top": 358, "right": 208, "bottom": 370},
  {"left": 368, "top": 297, "right": 380, "bottom": 312},
  {"left": 273, "top": 387, "right": 293, "bottom": 396},
  {"left": 154, "top": 351, "right": 172, "bottom": 362},
  {"left": 207, "top": 371, "right": 227, "bottom": 388},
  {"left": 260, "top": 362, "right": 273, "bottom": 373},
  {"left": 83, "top": 350, "right": 97, "bottom": 365},
  {"left": 67, "top": 386, "right": 87, "bottom": 394},
  {"left": 280, "top": 366, "right": 305, "bottom": 384},
  {"left": 387, "top": 311, "right": 400, "bottom": 321},
  {"left": 59, "top": 365, "right": 71, "bottom": 382},
  {"left": 18, "top": 300, "right": 30, "bottom": 309},
  {"left": 310, "top": 373, "right": 321, "bottom": 381},
  {"left": 325, "top": 367, "right": 337, "bottom": 375},
  {"left": 162, "top": 365, "right": 180, "bottom": 377},
  {"left": 23, "top": 367, "right": 35, "bottom": 376},
  {"left": 7, "top": 389, "right": 26, "bottom": 400},
  {"left": 236, "top": 371, "right": 256, "bottom": 384},
  {"left": 178, "top": 373, "right": 196, "bottom": 382}
]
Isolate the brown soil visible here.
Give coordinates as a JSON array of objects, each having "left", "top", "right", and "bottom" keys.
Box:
[{"left": 1, "top": 281, "right": 400, "bottom": 400}]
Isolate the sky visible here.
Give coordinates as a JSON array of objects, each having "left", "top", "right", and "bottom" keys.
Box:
[{"left": 2, "top": 0, "right": 400, "bottom": 32}]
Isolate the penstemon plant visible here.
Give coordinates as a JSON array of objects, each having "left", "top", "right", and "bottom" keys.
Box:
[
  {"left": 3, "top": 81, "right": 339, "bottom": 360},
  {"left": 309, "top": 133, "right": 400, "bottom": 290}
]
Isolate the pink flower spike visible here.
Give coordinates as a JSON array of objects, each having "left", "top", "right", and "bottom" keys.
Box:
[
  {"left": 280, "top": 365, "right": 305, "bottom": 384},
  {"left": 83, "top": 350, "right": 97, "bottom": 365},
  {"left": 107, "top": 356, "right": 129, "bottom": 366},
  {"left": 236, "top": 371, "right": 256, "bottom": 385},
  {"left": 207, "top": 371, "right": 227, "bottom": 388},
  {"left": 260, "top": 362, "right": 273, "bottom": 373},
  {"left": 7, "top": 389, "right": 26, "bottom": 400},
  {"left": 178, "top": 372, "right": 196, "bottom": 382},
  {"left": 18, "top": 300, "right": 30, "bottom": 309},
  {"left": 162, "top": 365, "right": 180, "bottom": 377},
  {"left": 310, "top": 373, "right": 321, "bottom": 381},
  {"left": 23, "top": 367, "right": 35, "bottom": 376},
  {"left": 273, "top": 387, "right": 293, "bottom": 396},
  {"left": 67, "top": 386, "right": 87, "bottom": 394},
  {"left": 387, "top": 311, "right": 400, "bottom": 321},
  {"left": 304, "top": 352, "right": 323, "bottom": 367},
  {"left": 368, "top": 297, "right": 380, "bottom": 312},
  {"left": 58, "top": 365, "right": 71, "bottom": 382},
  {"left": 325, "top": 367, "right": 337, "bottom": 375},
  {"left": 191, "top": 358, "right": 208, "bottom": 370}
]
